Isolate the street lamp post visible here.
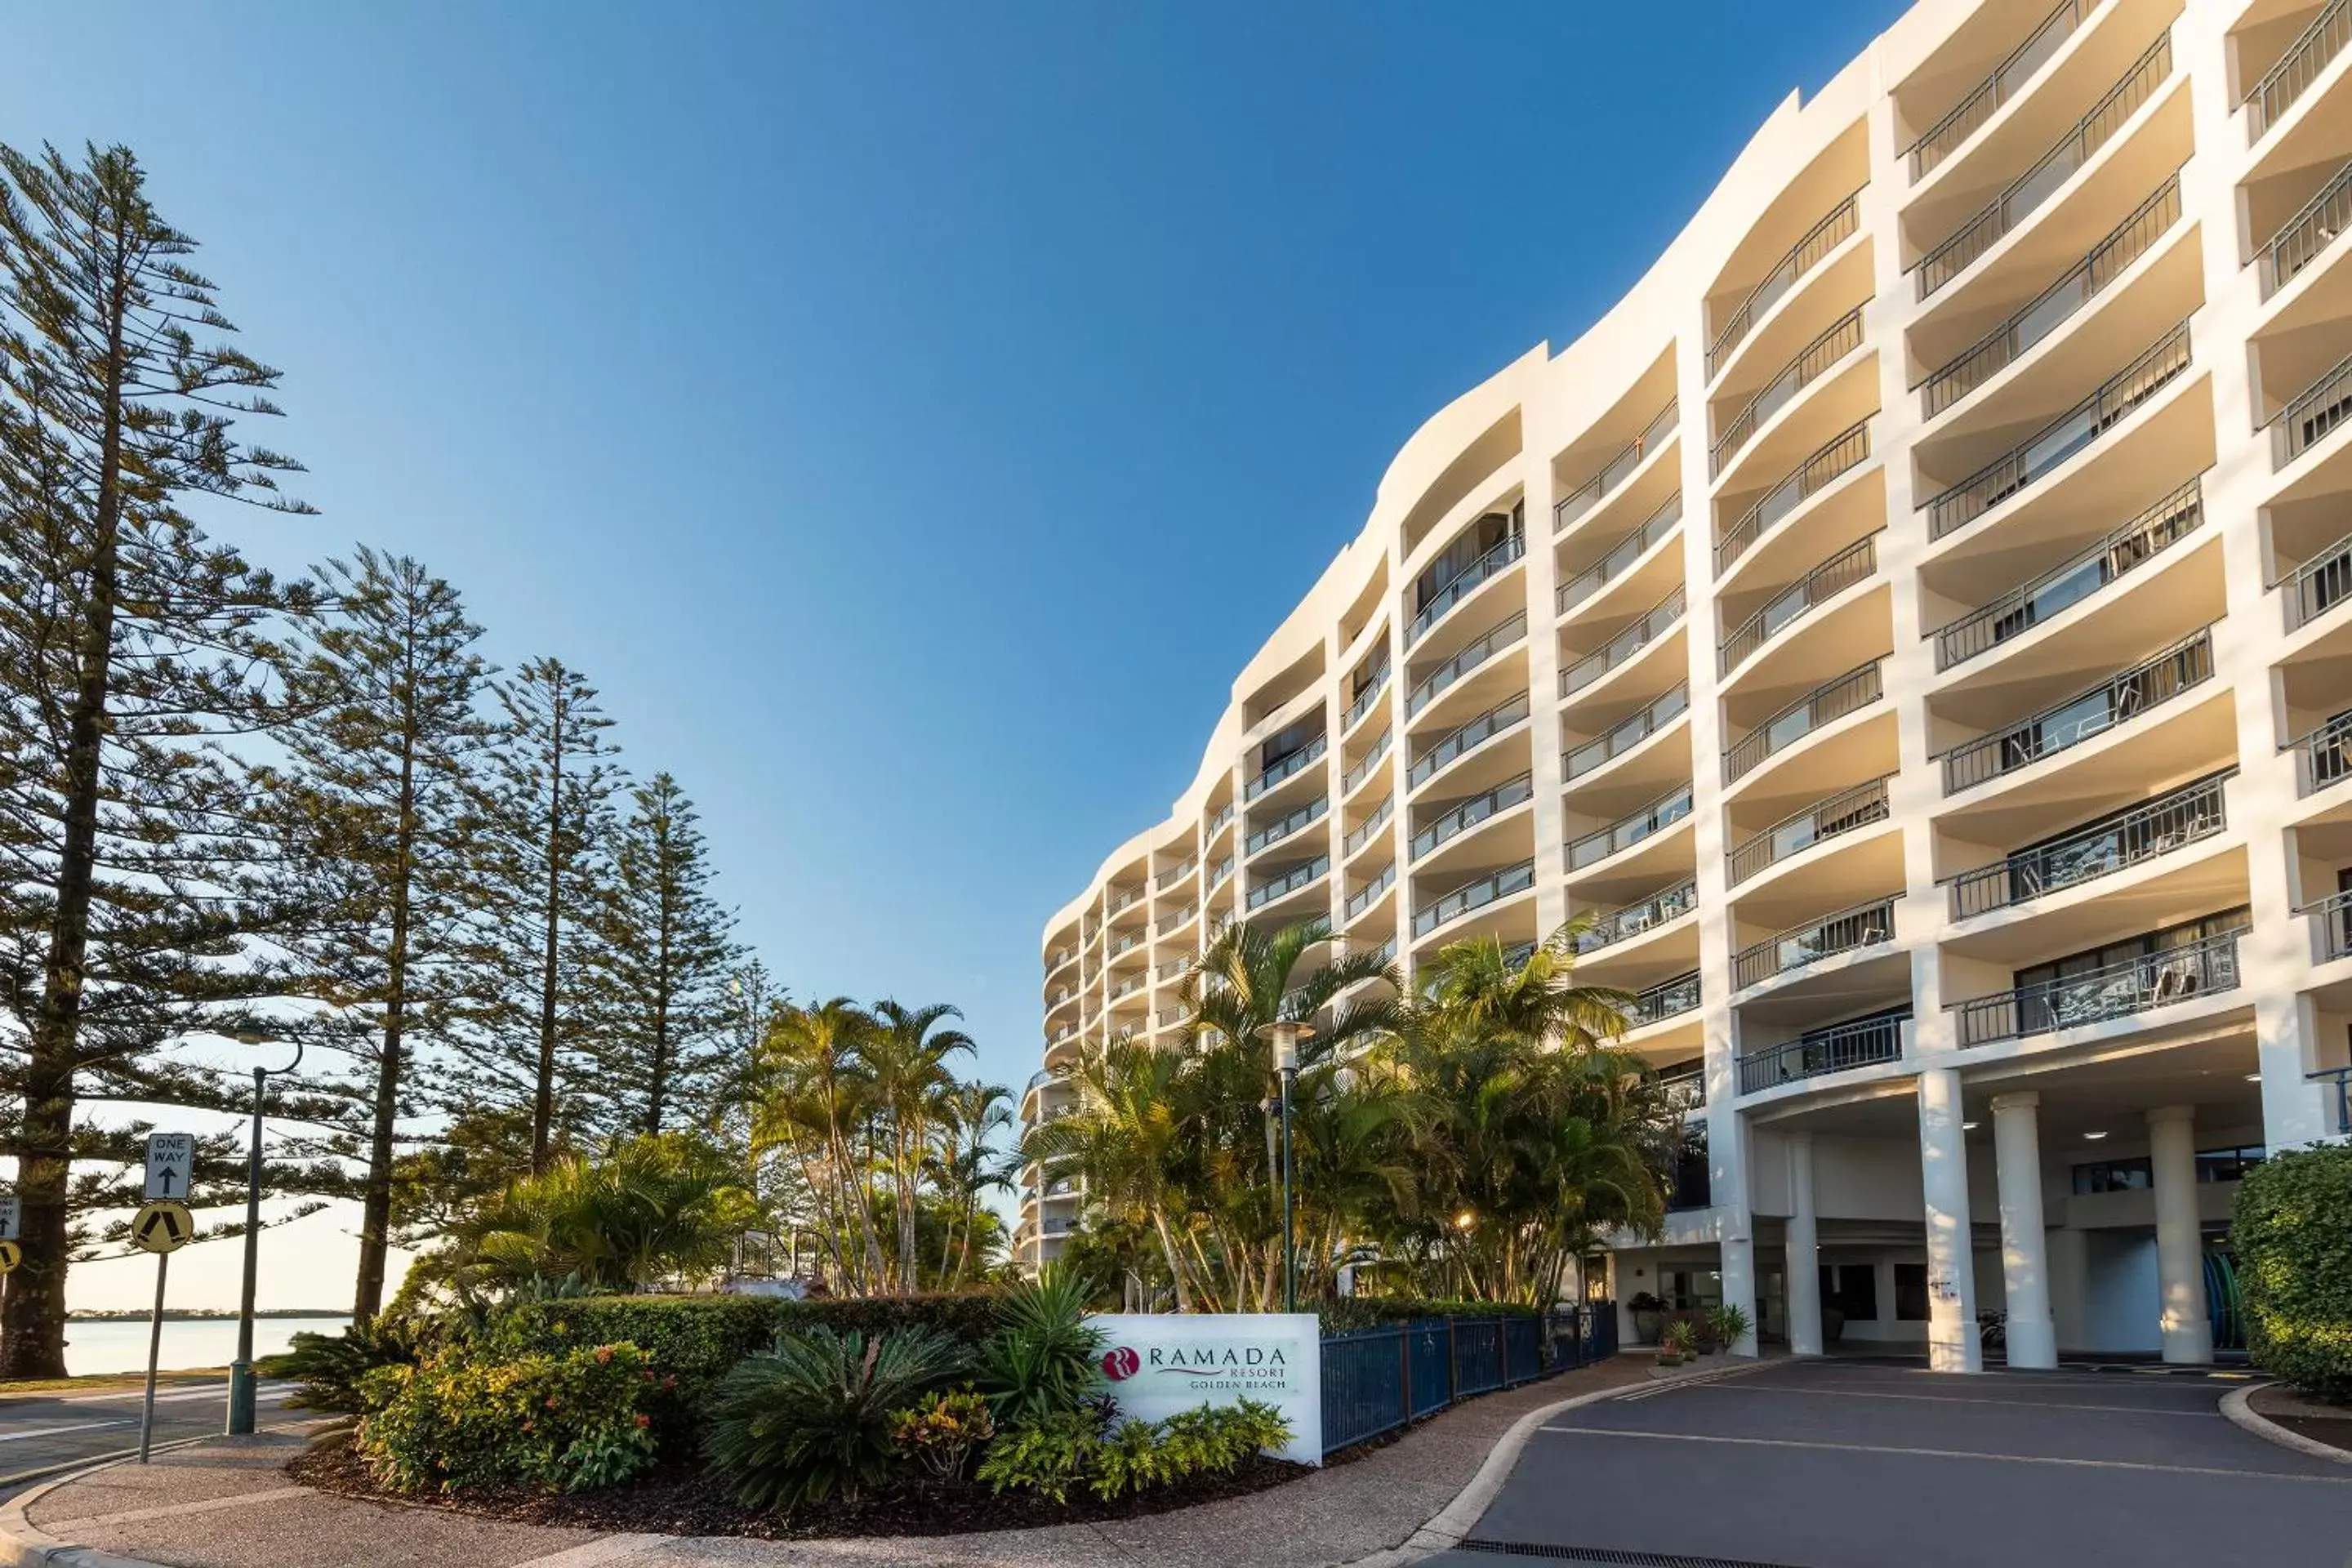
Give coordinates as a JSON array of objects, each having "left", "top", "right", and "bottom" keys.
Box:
[
  {"left": 227, "top": 1033, "right": 303, "bottom": 1437},
  {"left": 1255, "top": 1020, "right": 1316, "bottom": 1314}
]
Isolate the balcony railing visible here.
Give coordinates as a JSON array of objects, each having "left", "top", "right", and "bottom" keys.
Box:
[
  {"left": 1155, "top": 958, "right": 1188, "bottom": 982},
  {"left": 2262, "top": 158, "right": 2352, "bottom": 297},
  {"left": 1567, "top": 785, "right": 1694, "bottom": 871},
  {"left": 1153, "top": 1005, "right": 1187, "bottom": 1029},
  {"left": 1924, "top": 320, "right": 2191, "bottom": 540},
  {"left": 1108, "top": 975, "right": 1144, "bottom": 1002},
  {"left": 1576, "top": 879, "right": 1699, "bottom": 953},
  {"left": 1248, "top": 855, "right": 1330, "bottom": 911},
  {"left": 2270, "top": 350, "right": 2352, "bottom": 467},
  {"left": 1908, "top": 0, "right": 2087, "bottom": 179},
  {"left": 1344, "top": 728, "right": 1393, "bottom": 794},
  {"left": 1026, "top": 1067, "right": 1060, "bottom": 1094},
  {"left": 1711, "top": 306, "right": 1867, "bottom": 477},
  {"left": 1347, "top": 668, "right": 1391, "bottom": 730},
  {"left": 1946, "top": 772, "right": 2229, "bottom": 920},
  {"left": 1630, "top": 970, "right": 1703, "bottom": 1028},
  {"left": 1656, "top": 1061, "right": 1706, "bottom": 1115},
  {"left": 1346, "top": 861, "right": 1396, "bottom": 921},
  {"left": 1557, "top": 493, "right": 1682, "bottom": 617},
  {"left": 1208, "top": 801, "right": 1236, "bottom": 837},
  {"left": 1921, "top": 175, "right": 2181, "bottom": 418},
  {"left": 1915, "top": 33, "right": 2173, "bottom": 301},
  {"left": 2290, "top": 710, "right": 2352, "bottom": 796},
  {"left": 1560, "top": 587, "right": 1686, "bottom": 697},
  {"left": 1726, "top": 776, "right": 1891, "bottom": 887},
  {"left": 1716, "top": 418, "right": 1872, "bottom": 577},
  {"left": 1156, "top": 860, "right": 1196, "bottom": 891},
  {"left": 1409, "top": 612, "right": 1526, "bottom": 717},
  {"left": 2247, "top": 0, "right": 2349, "bottom": 140},
  {"left": 1109, "top": 930, "right": 1145, "bottom": 959},
  {"left": 1413, "top": 773, "right": 1534, "bottom": 860},
  {"left": 1939, "top": 628, "right": 2212, "bottom": 795},
  {"left": 1411, "top": 529, "right": 1526, "bottom": 644},
  {"left": 1723, "top": 660, "right": 1882, "bottom": 785},
  {"left": 1564, "top": 685, "right": 1689, "bottom": 781},
  {"left": 1719, "top": 532, "right": 1878, "bottom": 675},
  {"left": 2317, "top": 1065, "right": 2352, "bottom": 1136},
  {"left": 1410, "top": 693, "right": 1530, "bottom": 788},
  {"left": 1208, "top": 853, "right": 1236, "bottom": 890},
  {"left": 1933, "top": 478, "right": 2203, "bottom": 670},
  {"left": 1246, "top": 795, "right": 1328, "bottom": 857},
  {"left": 1733, "top": 896, "right": 1898, "bottom": 990},
  {"left": 1413, "top": 858, "right": 1538, "bottom": 937},
  {"left": 1155, "top": 905, "right": 1196, "bottom": 936},
  {"left": 1554, "top": 399, "right": 1677, "bottom": 533},
  {"left": 1107, "top": 888, "right": 1143, "bottom": 917},
  {"left": 1738, "top": 1013, "right": 1908, "bottom": 1094},
  {"left": 1246, "top": 734, "right": 1327, "bottom": 801},
  {"left": 1953, "top": 929, "right": 2242, "bottom": 1045},
  {"left": 1343, "top": 794, "right": 1395, "bottom": 858},
  {"left": 1707, "top": 192, "right": 1863, "bottom": 380}
]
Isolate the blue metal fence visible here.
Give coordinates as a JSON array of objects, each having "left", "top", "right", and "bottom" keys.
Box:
[{"left": 1317, "top": 1303, "right": 1617, "bottom": 1457}]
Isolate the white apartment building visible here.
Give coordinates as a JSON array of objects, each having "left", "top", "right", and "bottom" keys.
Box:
[{"left": 1019, "top": 0, "right": 2352, "bottom": 1371}]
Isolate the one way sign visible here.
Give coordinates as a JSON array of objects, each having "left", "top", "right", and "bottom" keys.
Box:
[{"left": 144, "top": 1133, "right": 194, "bottom": 1200}]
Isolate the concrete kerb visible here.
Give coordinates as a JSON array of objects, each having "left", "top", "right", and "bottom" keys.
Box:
[{"left": 2219, "top": 1381, "right": 2352, "bottom": 1468}]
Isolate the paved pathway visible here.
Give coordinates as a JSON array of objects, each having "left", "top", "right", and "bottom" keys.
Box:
[{"left": 0, "top": 1380, "right": 306, "bottom": 1500}]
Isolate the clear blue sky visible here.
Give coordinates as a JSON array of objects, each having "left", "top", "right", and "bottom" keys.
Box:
[{"left": 4, "top": 2, "right": 1896, "bottom": 1311}]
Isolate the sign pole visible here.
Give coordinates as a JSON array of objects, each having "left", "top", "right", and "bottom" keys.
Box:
[{"left": 138, "top": 1248, "right": 169, "bottom": 1463}]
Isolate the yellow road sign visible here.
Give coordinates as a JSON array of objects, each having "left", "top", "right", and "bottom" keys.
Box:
[
  {"left": 132, "top": 1200, "right": 193, "bottom": 1254},
  {"left": 0, "top": 1240, "right": 20, "bottom": 1274}
]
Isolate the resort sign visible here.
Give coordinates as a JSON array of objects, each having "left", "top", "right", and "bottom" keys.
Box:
[{"left": 1087, "top": 1312, "right": 1322, "bottom": 1464}]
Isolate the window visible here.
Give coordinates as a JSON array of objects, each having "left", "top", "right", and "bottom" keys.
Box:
[
  {"left": 1668, "top": 1125, "right": 1711, "bottom": 1211},
  {"left": 1820, "top": 1263, "right": 1878, "bottom": 1321},
  {"left": 2194, "top": 1145, "right": 2265, "bottom": 1183},
  {"left": 1894, "top": 1263, "right": 1929, "bottom": 1321},
  {"left": 1663, "top": 1268, "right": 1722, "bottom": 1312},
  {"left": 2074, "top": 1158, "right": 2152, "bottom": 1195}
]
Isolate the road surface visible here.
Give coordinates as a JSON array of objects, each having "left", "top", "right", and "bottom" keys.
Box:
[{"left": 0, "top": 1379, "right": 305, "bottom": 1499}]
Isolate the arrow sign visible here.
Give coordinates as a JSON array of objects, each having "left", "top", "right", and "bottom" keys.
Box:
[
  {"left": 0, "top": 1241, "right": 20, "bottom": 1275},
  {"left": 0, "top": 1194, "right": 19, "bottom": 1242},
  {"left": 132, "top": 1200, "right": 192, "bottom": 1254},
  {"left": 144, "top": 1133, "right": 194, "bottom": 1201}
]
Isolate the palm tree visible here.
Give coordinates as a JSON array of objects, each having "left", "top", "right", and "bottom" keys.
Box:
[
  {"left": 1024, "top": 1036, "right": 1203, "bottom": 1309},
  {"left": 455, "top": 1133, "right": 751, "bottom": 1292},
  {"left": 730, "top": 996, "right": 888, "bottom": 1290},
  {"left": 1415, "top": 918, "right": 1634, "bottom": 1047},
  {"left": 1185, "top": 918, "right": 1404, "bottom": 1066},
  {"left": 933, "top": 1080, "right": 1014, "bottom": 1286},
  {"left": 866, "top": 1000, "right": 975, "bottom": 1290}
]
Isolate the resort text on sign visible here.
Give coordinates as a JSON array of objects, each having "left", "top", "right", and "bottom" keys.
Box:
[{"left": 1086, "top": 1312, "right": 1321, "bottom": 1465}]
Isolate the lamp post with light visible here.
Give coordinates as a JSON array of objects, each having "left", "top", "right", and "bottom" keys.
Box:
[
  {"left": 1255, "top": 1019, "right": 1315, "bottom": 1313},
  {"left": 226, "top": 1031, "right": 303, "bottom": 1437}
]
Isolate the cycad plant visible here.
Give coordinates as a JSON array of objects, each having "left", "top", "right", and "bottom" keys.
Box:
[
  {"left": 701, "top": 1325, "right": 969, "bottom": 1509},
  {"left": 973, "top": 1264, "right": 1107, "bottom": 1426}
]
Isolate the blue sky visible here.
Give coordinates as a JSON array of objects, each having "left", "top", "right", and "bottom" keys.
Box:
[{"left": 4, "top": 1, "right": 1896, "bottom": 1312}]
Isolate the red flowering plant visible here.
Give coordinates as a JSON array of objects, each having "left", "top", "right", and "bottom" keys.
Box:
[{"left": 356, "top": 1342, "right": 658, "bottom": 1494}]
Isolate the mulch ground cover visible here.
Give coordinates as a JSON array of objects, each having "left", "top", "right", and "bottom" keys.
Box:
[{"left": 287, "top": 1431, "right": 1310, "bottom": 1540}]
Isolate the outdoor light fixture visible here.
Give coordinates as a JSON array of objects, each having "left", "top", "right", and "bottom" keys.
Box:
[
  {"left": 226, "top": 1030, "right": 304, "bottom": 1437},
  {"left": 1454, "top": 1209, "right": 1477, "bottom": 1232},
  {"left": 2083, "top": 1130, "right": 2109, "bottom": 1141},
  {"left": 1962, "top": 1121, "right": 1979, "bottom": 1131},
  {"left": 1255, "top": 1020, "right": 1316, "bottom": 1313}
]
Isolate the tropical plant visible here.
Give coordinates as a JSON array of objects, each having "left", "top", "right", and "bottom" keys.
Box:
[
  {"left": 1703, "top": 1303, "right": 1751, "bottom": 1352},
  {"left": 700, "top": 1325, "right": 969, "bottom": 1509},
  {"left": 973, "top": 1264, "right": 1107, "bottom": 1424},
  {"left": 452, "top": 1133, "right": 751, "bottom": 1292},
  {"left": 2234, "top": 1143, "right": 2352, "bottom": 1398},
  {"left": 866, "top": 1000, "right": 975, "bottom": 1288},
  {"left": 888, "top": 1389, "right": 996, "bottom": 1481},
  {"left": 973, "top": 1409, "right": 1101, "bottom": 1503},
  {"left": 280, "top": 1318, "right": 422, "bottom": 1413},
  {"left": 355, "top": 1342, "right": 657, "bottom": 1494},
  {"left": 1659, "top": 1317, "right": 1698, "bottom": 1358}
]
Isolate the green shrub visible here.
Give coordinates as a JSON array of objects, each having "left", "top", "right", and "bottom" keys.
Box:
[
  {"left": 355, "top": 1343, "right": 657, "bottom": 1494},
  {"left": 1702, "top": 1303, "right": 1751, "bottom": 1352},
  {"left": 2235, "top": 1143, "right": 2352, "bottom": 1399},
  {"left": 973, "top": 1410, "right": 1101, "bottom": 1503},
  {"left": 1159, "top": 1397, "right": 1290, "bottom": 1473},
  {"left": 978, "top": 1398, "right": 1293, "bottom": 1502},
  {"left": 1313, "top": 1297, "right": 1543, "bottom": 1336},
  {"left": 1089, "top": 1417, "right": 1174, "bottom": 1499},
  {"left": 889, "top": 1390, "right": 995, "bottom": 1481},
  {"left": 280, "top": 1319, "right": 421, "bottom": 1414},
  {"left": 973, "top": 1265, "right": 1106, "bottom": 1425},
  {"left": 700, "top": 1325, "right": 969, "bottom": 1510}
]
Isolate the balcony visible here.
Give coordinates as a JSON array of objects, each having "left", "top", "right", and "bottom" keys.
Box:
[
  {"left": 1733, "top": 896, "right": 1898, "bottom": 990},
  {"left": 1409, "top": 612, "right": 1526, "bottom": 718},
  {"left": 1344, "top": 729, "right": 1393, "bottom": 795},
  {"left": 1921, "top": 174, "right": 2181, "bottom": 419},
  {"left": 1569, "top": 786, "right": 1694, "bottom": 872},
  {"left": 1106, "top": 887, "right": 1144, "bottom": 919},
  {"left": 1953, "top": 929, "right": 2242, "bottom": 1045},
  {"left": 1413, "top": 858, "right": 1537, "bottom": 937},
  {"left": 2261, "top": 159, "right": 2352, "bottom": 299},
  {"left": 1738, "top": 1012, "right": 1908, "bottom": 1094},
  {"left": 1726, "top": 776, "right": 1891, "bottom": 887},
  {"left": 1108, "top": 975, "right": 1144, "bottom": 1004},
  {"left": 1410, "top": 529, "right": 1526, "bottom": 644},
  {"left": 1108, "top": 929, "right": 1145, "bottom": 960},
  {"left": 1708, "top": 192, "right": 1863, "bottom": 381},
  {"left": 2317, "top": 1065, "right": 2352, "bottom": 1135},
  {"left": 1246, "top": 795, "right": 1328, "bottom": 857},
  {"left": 1413, "top": 773, "right": 1534, "bottom": 860},
  {"left": 1914, "top": 33, "right": 2173, "bottom": 301},
  {"left": 1248, "top": 855, "right": 1330, "bottom": 911},
  {"left": 1346, "top": 862, "right": 1396, "bottom": 921},
  {"left": 1656, "top": 1060, "right": 1706, "bottom": 1115},
  {"left": 1716, "top": 418, "right": 1872, "bottom": 577},
  {"left": 1946, "top": 771, "right": 2229, "bottom": 920},
  {"left": 2269, "top": 350, "right": 2352, "bottom": 468},
  {"left": 1026, "top": 1067, "right": 1060, "bottom": 1094},
  {"left": 1908, "top": 0, "right": 2088, "bottom": 180},
  {"left": 1560, "top": 588, "right": 1685, "bottom": 698},
  {"left": 2247, "top": 0, "right": 2349, "bottom": 142},
  {"left": 1208, "top": 800, "right": 1236, "bottom": 838},
  {"left": 1939, "top": 628, "right": 2212, "bottom": 795},
  {"left": 1555, "top": 399, "right": 1677, "bottom": 534},
  {"left": 1565, "top": 686, "right": 1689, "bottom": 782},
  {"left": 1577, "top": 880, "right": 1699, "bottom": 954},
  {"left": 1154, "top": 957, "right": 1188, "bottom": 982},
  {"left": 1409, "top": 693, "right": 1530, "bottom": 789},
  {"left": 1630, "top": 970, "right": 1704, "bottom": 1028},
  {"left": 1557, "top": 494, "right": 1682, "bottom": 621},
  {"left": 1934, "top": 478, "right": 2203, "bottom": 670},
  {"left": 1207, "top": 853, "right": 1236, "bottom": 891},
  {"left": 2284, "top": 525, "right": 2352, "bottom": 631},
  {"left": 1246, "top": 734, "right": 1327, "bottom": 801},
  {"left": 1346, "top": 668, "right": 1391, "bottom": 731},
  {"left": 1343, "top": 795, "right": 1395, "bottom": 858},
  {"left": 1155, "top": 905, "right": 1196, "bottom": 937},
  {"left": 1719, "top": 532, "right": 1878, "bottom": 676},
  {"left": 1156, "top": 860, "right": 1196, "bottom": 891},
  {"left": 1713, "top": 307, "right": 1866, "bottom": 479},
  {"left": 1924, "top": 319, "right": 2191, "bottom": 541},
  {"left": 1724, "top": 661, "right": 1882, "bottom": 786},
  {"left": 2289, "top": 710, "right": 2352, "bottom": 796}
]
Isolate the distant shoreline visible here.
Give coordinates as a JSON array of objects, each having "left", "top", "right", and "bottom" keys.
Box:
[{"left": 67, "top": 1310, "right": 349, "bottom": 1323}]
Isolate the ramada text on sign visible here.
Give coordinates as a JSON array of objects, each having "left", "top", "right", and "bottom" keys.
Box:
[{"left": 1085, "top": 1312, "right": 1322, "bottom": 1464}]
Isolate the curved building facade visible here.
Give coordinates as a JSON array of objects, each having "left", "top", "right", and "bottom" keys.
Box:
[{"left": 1022, "top": 0, "right": 2352, "bottom": 1370}]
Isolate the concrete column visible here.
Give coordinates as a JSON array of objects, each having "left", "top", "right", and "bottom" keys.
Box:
[
  {"left": 1785, "top": 1131, "right": 1822, "bottom": 1357},
  {"left": 2146, "top": 1105, "right": 2215, "bottom": 1365},
  {"left": 1917, "top": 1067, "right": 1982, "bottom": 1373},
  {"left": 1989, "top": 1092, "right": 2057, "bottom": 1370}
]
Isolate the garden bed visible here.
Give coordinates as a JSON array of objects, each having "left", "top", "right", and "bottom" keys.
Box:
[{"left": 287, "top": 1429, "right": 1311, "bottom": 1539}]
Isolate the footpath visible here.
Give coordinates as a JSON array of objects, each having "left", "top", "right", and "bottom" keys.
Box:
[{"left": 0, "top": 1357, "right": 1655, "bottom": 1568}]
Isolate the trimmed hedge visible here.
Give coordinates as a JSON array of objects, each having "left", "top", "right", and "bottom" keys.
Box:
[
  {"left": 1313, "top": 1297, "right": 1544, "bottom": 1336},
  {"left": 2235, "top": 1143, "right": 2352, "bottom": 1400}
]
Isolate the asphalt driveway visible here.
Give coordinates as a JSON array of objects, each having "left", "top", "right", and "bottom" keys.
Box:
[{"left": 1426, "top": 1359, "right": 2352, "bottom": 1568}]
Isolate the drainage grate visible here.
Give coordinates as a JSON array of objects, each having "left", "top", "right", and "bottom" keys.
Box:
[{"left": 1456, "top": 1542, "right": 1811, "bottom": 1568}]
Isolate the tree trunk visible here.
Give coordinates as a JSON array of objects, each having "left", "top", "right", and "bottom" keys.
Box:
[
  {"left": 353, "top": 693, "right": 421, "bottom": 1324},
  {"left": 529, "top": 687, "right": 567, "bottom": 1174},
  {"left": 1151, "top": 1209, "right": 1195, "bottom": 1312}
]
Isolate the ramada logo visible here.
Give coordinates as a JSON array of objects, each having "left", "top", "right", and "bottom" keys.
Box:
[{"left": 1102, "top": 1346, "right": 1141, "bottom": 1381}]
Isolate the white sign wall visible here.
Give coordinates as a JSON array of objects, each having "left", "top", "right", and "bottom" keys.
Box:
[{"left": 1086, "top": 1312, "right": 1322, "bottom": 1465}]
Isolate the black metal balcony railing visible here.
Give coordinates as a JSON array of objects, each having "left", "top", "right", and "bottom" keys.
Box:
[
  {"left": 1711, "top": 307, "right": 1868, "bottom": 478},
  {"left": 1953, "top": 929, "right": 2243, "bottom": 1045},
  {"left": 1554, "top": 399, "right": 1678, "bottom": 534},
  {"left": 1908, "top": 0, "right": 2087, "bottom": 179},
  {"left": 1413, "top": 773, "right": 1534, "bottom": 861},
  {"left": 1410, "top": 693, "right": 1530, "bottom": 788},
  {"left": 1346, "top": 667, "right": 1391, "bottom": 731},
  {"left": 1343, "top": 728, "right": 1392, "bottom": 795},
  {"left": 1921, "top": 175, "right": 2182, "bottom": 418},
  {"left": 2292, "top": 711, "right": 2352, "bottom": 796},
  {"left": 1247, "top": 734, "right": 1327, "bottom": 801},
  {"left": 1656, "top": 1061, "right": 1706, "bottom": 1116},
  {"left": 1737, "top": 1013, "right": 1908, "bottom": 1094},
  {"left": 2317, "top": 1065, "right": 2352, "bottom": 1136},
  {"left": 1707, "top": 191, "right": 1864, "bottom": 381},
  {"left": 1933, "top": 479, "right": 2203, "bottom": 670},
  {"left": 1411, "top": 528, "right": 1526, "bottom": 644},
  {"left": 1409, "top": 612, "right": 1526, "bottom": 717},
  {"left": 2304, "top": 887, "right": 2352, "bottom": 964},
  {"left": 1945, "top": 772, "right": 2228, "bottom": 920},
  {"left": 1916, "top": 33, "right": 2173, "bottom": 301},
  {"left": 2270, "top": 351, "right": 2352, "bottom": 468},
  {"left": 1726, "top": 776, "right": 1891, "bottom": 887},
  {"left": 1718, "top": 532, "right": 1878, "bottom": 675},
  {"left": 2247, "top": 0, "right": 2349, "bottom": 141},
  {"left": 2288, "top": 525, "right": 2352, "bottom": 635},
  {"left": 1564, "top": 685, "right": 1690, "bottom": 781},
  {"left": 1248, "top": 855, "right": 1330, "bottom": 911},
  {"left": 1560, "top": 587, "right": 1686, "bottom": 697},
  {"left": 1924, "top": 320, "right": 2192, "bottom": 540},
  {"left": 1413, "top": 858, "right": 1538, "bottom": 938},
  {"left": 1939, "top": 628, "right": 2212, "bottom": 795},
  {"left": 1567, "top": 786, "right": 1695, "bottom": 871},
  {"left": 1343, "top": 795, "right": 1394, "bottom": 858},
  {"left": 1557, "top": 493, "right": 1682, "bottom": 617},
  {"left": 1723, "top": 660, "right": 1883, "bottom": 785},
  {"left": 1733, "top": 896, "right": 1898, "bottom": 990},
  {"left": 2262, "top": 158, "right": 2352, "bottom": 298},
  {"left": 1345, "top": 861, "right": 1396, "bottom": 921},
  {"left": 1576, "top": 879, "right": 1699, "bottom": 954},
  {"left": 1716, "top": 418, "right": 1872, "bottom": 577},
  {"left": 1630, "top": 970, "right": 1704, "bottom": 1028}
]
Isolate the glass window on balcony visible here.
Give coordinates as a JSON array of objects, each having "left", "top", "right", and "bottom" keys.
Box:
[
  {"left": 1410, "top": 506, "right": 1525, "bottom": 639},
  {"left": 2010, "top": 905, "right": 2249, "bottom": 1033}
]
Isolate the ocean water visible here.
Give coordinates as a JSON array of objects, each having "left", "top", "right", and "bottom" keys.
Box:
[{"left": 58, "top": 1315, "right": 352, "bottom": 1377}]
